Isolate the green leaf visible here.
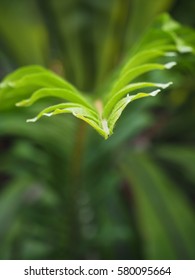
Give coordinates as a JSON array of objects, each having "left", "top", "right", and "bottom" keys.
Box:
[
  {"left": 2, "top": 66, "right": 45, "bottom": 83},
  {"left": 121, "top": 151, "right": 195, "bottom": 259},
  {"left": 107, "top": 89, "right": 161, "bottom": 134},
  {"left": 154, "top": 145, "right": 195, "bottom": 183},
  {"left": 16, "top": 88, "right": 93, "bottom": 109},
  {"left": 103, "top": 81, "right": 172, "bottom": 118},
  {"left": 0, "top": 177, "right": 33, "bottom": 238},
  {"left": 108, "top": 62, "right": 176, "bottom": 96},
  {"left": 1, "top": 65, "right": 78, "bottom": 93},
  {"left": 25, "top": 103, "right": 106, "bottom": 138}
]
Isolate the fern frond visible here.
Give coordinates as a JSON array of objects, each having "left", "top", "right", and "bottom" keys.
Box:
[{"left": 0, "top": 14, "right": 194, "bottom": 139}]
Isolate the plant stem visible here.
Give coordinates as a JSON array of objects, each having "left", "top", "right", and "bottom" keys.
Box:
[
  {"left": 68, "top": 121, "right": 87, "bottom": 258},
  {"left": 71, "top": 121, "right": 87, "bottom": 184}
]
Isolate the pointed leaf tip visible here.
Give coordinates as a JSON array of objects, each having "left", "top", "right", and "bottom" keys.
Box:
[
  {"left": 43, "top": 113, "right": 53, "bottom": 117},
  {"left": 165, "top": 52, "right": 177, "bottom": 57},
  {"left": 150, "top": 89, "right": 161, "bottom": 96},
  {"left": 156, "top": 82, "right": 173, "bottom": 89},
  {"left": 178, "top": 46, "right": 193, "bottom": 53},
  {"left": 26, "top": 117, "right": 37, "bottom": 123},
  {"left": 165, "top": 62, "right": 177, "bottom": 69}
]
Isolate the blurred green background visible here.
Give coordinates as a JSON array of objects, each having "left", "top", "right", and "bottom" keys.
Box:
[{"left": 0, "top": 0, "right": 195, "bottom": 260}]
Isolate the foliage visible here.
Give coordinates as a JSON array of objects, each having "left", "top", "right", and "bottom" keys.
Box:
[
  {"left": 0, "top": 0, "right": 195, "bottom": 260},
  {"left": 1, "top": 14, "right": 194, "bottom": 139}
]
